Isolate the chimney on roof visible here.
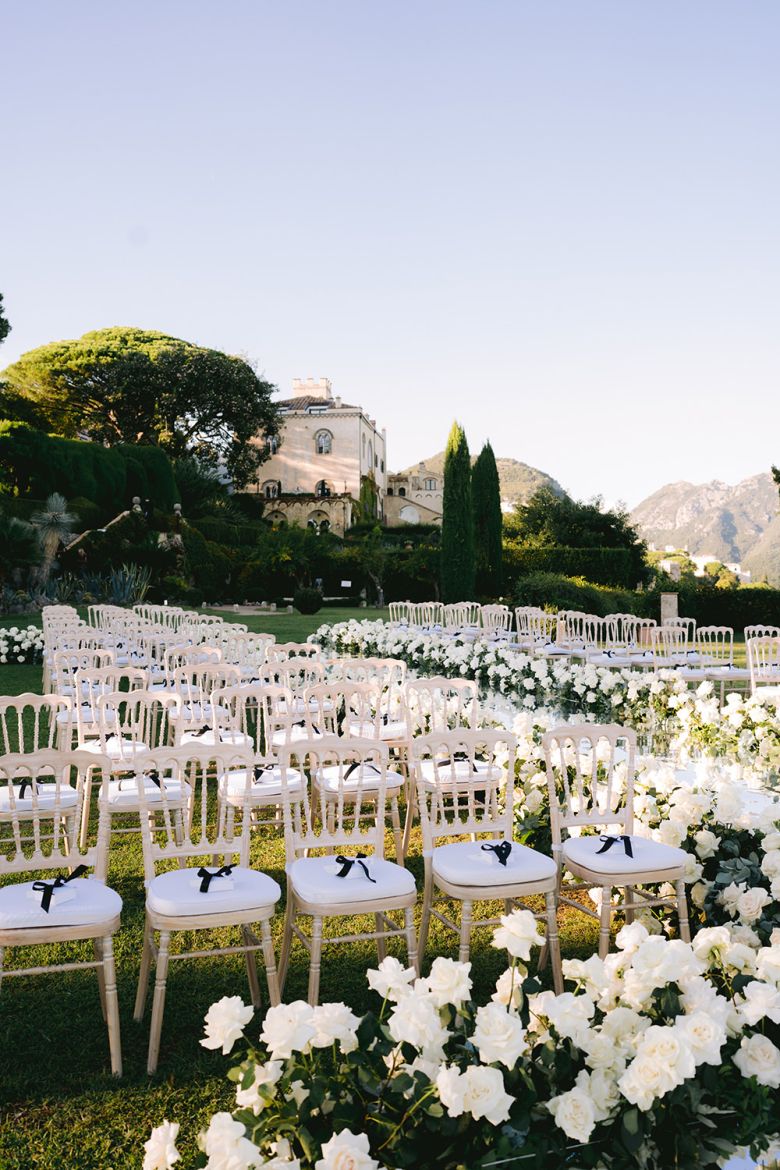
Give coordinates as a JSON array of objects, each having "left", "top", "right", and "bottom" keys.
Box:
[{"left": 293, "top": 377, "right": 332, "bottom": 401}]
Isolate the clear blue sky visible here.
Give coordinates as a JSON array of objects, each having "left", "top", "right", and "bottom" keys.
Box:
[{"left": 3, "top": 1, "right": 779, "bottom": 507}]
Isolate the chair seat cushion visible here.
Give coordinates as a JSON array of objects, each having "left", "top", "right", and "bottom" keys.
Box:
[
  {"left": 179, "top": 729, "right": 252, "bottom": 749},
  {"left": 417, "top": 758, "right": 502, "bottom": 785},
  {"left": 147, "top": 865, "right": 280, "bottom": 917},
  {"left": 433, "top": 840, "right": 556, "bottom": 887},
  {"left": 563, "top": 834, "right": 687, "bottom": 875},
  {"left": 77, "top": 736, "right": 149, "bottom": 762},
  {"left": 0, "top": 783, "right": 78, "bottom": 814},
  {"left": 0, "top": 877, "right": 122, "bottom": 929},
  {"left": 288, "top": 855, "right": 415, "bottom": 905},
  {"left": 219, "top": 766, "right": 306, "bottom": 801},
  {"left": 179, "top": 702, "right": 227, "bottom": 723},
  {"left": 347, "top": 720, "right": 408, "bottom": 740},
  {"left": 105, "top": 773, "right": 189, "bottom": 808},
  {"left": 315, "top": 763, "right": 404, "bottom": 792},
  {"left": 270, "top": 725, "right": 324, "bottom": 747}
]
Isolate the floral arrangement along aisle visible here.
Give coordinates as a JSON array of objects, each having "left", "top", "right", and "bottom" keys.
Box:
[{"left": 143, "top": 912, "right": 780, "bottom": 1170}]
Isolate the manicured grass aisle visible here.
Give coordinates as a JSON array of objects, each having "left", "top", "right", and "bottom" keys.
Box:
[{"left": 0, "top": 609, "right": 597, "bottom": 1169}]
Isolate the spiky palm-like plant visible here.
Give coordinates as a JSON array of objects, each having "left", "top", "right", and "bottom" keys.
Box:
[{"left": 31, "top": 493, "right": 75, "bottom": 583}]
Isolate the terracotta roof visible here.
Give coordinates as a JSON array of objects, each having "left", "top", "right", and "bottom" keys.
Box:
[{"left": 277, "top": 396, "right": 357, "bottom": 411}]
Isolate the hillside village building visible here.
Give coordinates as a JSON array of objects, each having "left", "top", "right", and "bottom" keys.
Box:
[{"left": 254, "top": 378, "right": 443, "bottom": 534}]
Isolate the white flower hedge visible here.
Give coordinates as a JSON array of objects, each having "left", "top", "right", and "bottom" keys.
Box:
[
  {"left": 144, "top": 913, "right": 780, "bottom": 1170},
  {"left": 0, "top": 625, "right": 44, "bottom": 665}
]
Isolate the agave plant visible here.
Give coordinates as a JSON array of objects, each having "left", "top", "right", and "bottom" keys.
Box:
[
  {"left": 106, "top": 563, "right": 152, "bottom": 606},
  {"left": 31, "top": 493, "right": 75, "bottom": 584}
]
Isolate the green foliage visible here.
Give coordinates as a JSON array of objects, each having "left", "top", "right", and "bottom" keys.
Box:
[
  {"left": 505, "top": 545, "right": 641, "bottom": 589},
  {"left": 472, "top": 441, "right": 503, "bottom": 597},
  {"left": 0, "top": 513, "right": 41, "bottom": 582},
  {"left": 0, "top": 293, "right": 10, "bottom": 347},
  {"left": 440, "top": 420, "right": 475, "bottom": 602},
  {"left": 507, "top": 487, "right": 649, "bottom": 586},
  {"left": 1, "top": 326, "right": 280, "bottom": 480},
  {"left": 68, "top": 496, "right": 104, "bottom": 531},
  {"left": 30, "top": 492, "right": 75, "bottom": 582},
  {"left": 173, "top": 455, "right": 230, "bottom": 517},
  {"left": 358, "top": 474, "right": 378, "bottom": 521},
  {"left": 512, "top": 571, "right": 642, "bottom": 616},
  {"left": 293, "top": 586, "right": 323, "bottom": 614},
  {"left": 116, "top": 442, "right": 179, "bottom": 510}
]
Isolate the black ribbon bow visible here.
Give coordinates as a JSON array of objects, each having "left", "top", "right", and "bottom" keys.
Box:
[
  {"left": 33, "top": 865, "right": 88, "bottom": 913},
  {"left": 335, "top": 852, "right": 376, "bottom": 883},
  {"left": 292, "top": 720, "right": 322, "bottom": 736},
  {"left": 481, "top": 841, "right": 513, "bottom": 866},
  {"left": 194, "top": 726, "right": 212, "bottom": 738},
  {"left": 253, "top": 763, "right": 277, "bottom": 783},
  {"left": 197, "top": 864, "right": 235, "bottom": 893},
  {"left": 344, "top": 761, "right": 381, "bottom": 780},
  {"left": 596, "top": 834, "right": 634, "bottom": 858},
  {"left": 439, "top": 752, "right": 480, "bottom": 774},
  {"left": 17, "top": 778, "right": 36, "bottom": 800}
]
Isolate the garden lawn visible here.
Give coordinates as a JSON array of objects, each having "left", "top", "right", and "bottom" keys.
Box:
[{"left": 0, "top": 614, "right": 631, "bottom": 1168}]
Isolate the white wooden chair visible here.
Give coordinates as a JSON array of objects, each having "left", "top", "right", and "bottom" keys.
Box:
[
  {"left": 0, "top": 693, "right": 72, "bottom": 755},
  {"left": 388, "top": 601, "right": 411, "bottom": 624},
  {"left": 169, "top": 663, "right": 242, "bottom": 739},
  {"left": 542, "top": 723, "right": 689, "bottom": 959},
  {"left": 132, "top": 743, "right": 281, "bottom": 1074},
  {"left": 745, "top": 624, "right": 780, "bottom": 642},
  {"left": 277, "top": 736, "right": 417, "bottom": 1005},
  {"left": 326, "top": 657, "right": 407, "bottom": 688},
  {"left": 481, "top": 604, "right": 512, "bottom": 634},
  {"left": 265, "top": 641, "right": 322, "bottom": 663},
  {"left": 51, "top": 649, "right": 115, "bottom": 699},
  {"left": 412, "top": 729, "right": 561, "bottom": 990},
  {"left": 748, "top": 636, "right": 780, "bottom": 696},
  {"left": 0, "top": 750, "right": 122, "bottom": 1075}
]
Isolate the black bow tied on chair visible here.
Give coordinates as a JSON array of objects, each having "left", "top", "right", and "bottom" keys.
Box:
[
  {"left": 194, "top": 726, "right": 212, "bottom": 738},
  {"left": 335, "top": 852, "right": 376, "bottom": 883},
  {"left": 439, "top": 752, "right": 480, "bottom": 774},
  {"left": 596, "top": 834, "right": 634, "bottom": 858},
  {"left": 33, "top": 865, "right": 89, "bottom": 913},
  {"left": 344, "top": 761, "right": 381, "bottom": 780},
  {"left": 253, "top": 763, "right": 277, "bottom": 783},
  {"left": 481, "top": 841, "right": 513, "bottom": 866},
  {"left": 197, "top": 864, "right": 235, "bottom": 892},
  {"left": 17, "top": 778, "right": 37, "bottom": 800}
]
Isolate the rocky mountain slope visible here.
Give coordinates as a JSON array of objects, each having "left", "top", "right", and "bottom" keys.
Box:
[
  {"left": 630, "top": 472, "right": 779, "bottom": 575},
  {"left": 402, "top": 453, "right": 564, "bottom": 507}
]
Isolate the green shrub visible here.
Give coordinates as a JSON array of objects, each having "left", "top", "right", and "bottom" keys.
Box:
[
  {"left": 512, "top": 572, "right": 641, "bottom": 616},
  {"left": 293, "top": 587, "right": 323, "bottom": 615},
  {"left": 504, "top": 545, "right": 640, "bottom": 589},
  {"left": 69, "top": 496, "right": 103, "bottom": 531}
]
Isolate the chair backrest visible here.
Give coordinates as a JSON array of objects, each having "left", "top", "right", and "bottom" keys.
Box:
[
  {"left": 388, "top": 601, "right": 411, "bottom": 624},
  {"left": 411, "top": 729, "right": 516, "bottom": 851},
  {"left": 696, "top": 625, "right": 734, "bottom": 666},
  {"left": 651, "top": 624, "right": 689, "bottom": 664},
  {"left": 542, "top": 723, "right": 636, "bottom": 843},
  {"left": 209, "top": 683, "right": 292, "bottom": 754},
  {"left": 327, "top": 657, "right": 407, "bottom": 688},
  {"left": 748, "top": 636, "right": 780, "bottom": 692},
  {"left": 403, "top": 676, "right": 479, "bottom": 736},
  {"left": 745, "top": 625, "right": 780, "bottom": 641},
  {"left": 410, "top": 601, "right": 443, "bottom": 628},
  {"left": 260, "top": 660, "right": 326, "bottom": 692},
  {"left": 265, "top": 641, "right": 322, "bottom": 663},
  {"left": 134, "top": 744, "right": 257, "bottom": 881},
  {"left": 0, "top": 749, "right": 109, "bottom": 879},
  {"left": 0, "top": 694, "right": 72, "bottom": 754},
  {"left": 443, "top": 602, "right": 481, "bottom": 629},
  {"left": 218, "top": 631, "right": 274, "bottom": 669},
  {"left": 51, "top": 649, "right": 115, "bottom": 694},
  {"left": 93, "top": 689, "right": 182, "bottom": 754},
  {"left": 481, "top": 604, "right": 512, "bottom": 632},
  {"left": 171, "top": 663, "right": 242, "bottom": 702},
  {"left": 164, "top": 644, "right": 222, "bottom": 674},
  {"left": 278, "top": 736, "right": 391, "bottom": 862},
  {"left": 667, "top": 615, "right": 697, "bottom": 639}
]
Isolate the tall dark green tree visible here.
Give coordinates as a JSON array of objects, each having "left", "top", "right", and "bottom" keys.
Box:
[
  {"left": 472, "top": 440, "right": 503, "bottom": 597},
  {"left": 0, "top": 294, "right": 10, "bottom": 347},
  {"left": 440, "top": 421, "right": 475, "bottom": 602}
]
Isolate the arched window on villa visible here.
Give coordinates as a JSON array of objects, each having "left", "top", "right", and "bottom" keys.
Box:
[
  {"left": 266, "top": 510, "right": 287, "bottom": 527},
  {"left": 315, "top": 480, "right": 332, "bottom": 499},
  {"left": 262, "top": 480, "right": 282, "bottom": 499},
  {"left": 398, "top": 486, "right": 406, "bottom": 497},
  {"left": 315, "top": 430, "right": 332, "bottom": 455},
  {"left": 307, "top": 511, "right": 330, "bottom": 535}
]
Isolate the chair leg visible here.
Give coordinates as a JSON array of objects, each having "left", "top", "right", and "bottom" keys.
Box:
[
  {"left": 404, "top": 906, "right": 419, "bottom": 976},
  {"left": 307, "top": 917, "right": 323, "bottom": 1006},
  {"left": 260, "top": 919, "right": 281, "bottom": 1007},
  {"left": 598, "top": 887, "right": 612, "bottom": 959},
  {"left": 94, "top": 938, "right": 107, "bottom": 1021},
  {"left": 418, "top": 870, "right": 434, "bottom": 961},
  {"left": 543, "top": 891, "right": 563, "bottom": 995},
  {"left": 401, "top": 783, "right": 416, "bottom": 857},
  {"left": 624, "top": 885, "right": 635, "bottom": 924},
  {"left": 278, "top": 897, "right": 294, "bottom": 995},
  {"left": 389, "top": 795, "right": 404, "bottom": 863},
  {"left": 676, "top": 879, "right": 691, "bottom": 943},
  {"left": 375, "top": 914, "right": 387, "bottom": 964},
  {"left": 147, "top": 930, "right": 171, "bottom": 1075},
  {"left": 243, "top": 925, "right": 262, "bottom": 1009},
  {"left": 459, "top": 900, "right": 472, "bottom": 964},
  {"left": 102, "top": 935, "right": 123, "bottom": 1077},
  {"left": 134, "top": 920, "right": 154, "bottom": 1021},
  {"left": 79, "top": 774, "right": 93, "bottom": 851}
]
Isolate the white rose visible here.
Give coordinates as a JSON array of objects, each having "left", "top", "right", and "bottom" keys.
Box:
[
  {"left": 756, "top": 946, "right": 780, "bottom": 986},
  {"left": 736, "top": 886, "right": 772, "bottom": 924},
  {"left": 198, "top": 1113, "right": 262, "bottom": 1168},
  {"left": 436, "top": 1065, "right": 467, "bottom": 1117},
  {"left": 387, "top": 994, "right": 450, "bottom": 1062},
  {"left": 618, "top": 1053, "right": 673, "bottom": 1111},
  {"left": 675, "top": 1011, "right": 726, "bottom": 1066},
  {"left": 737, "top": 981, "right": 780, "bottom": 1026},
  {"left": 615, "top": 922, "right": 649, "bottom": 953},
  {"left": 200, "top": 995, "right": 254, "bottom": 1056},
  {"left": 235, "top": 1060, "right": 284, "bottom": 1114},
  {"left": 461, "top": 1064, "right": 513, "bottom": 1124},
  {"left": 690, "top": 925, "right": 732, "bottom": 963},
  {"left": 314, "top": 1129, "right": 379, "bottom": 1170},
  {"left": 143, "top": 1121, "right": 180, "bottom": 1170},
  {"left": 418, "top": 956, "right": 472, "bottom": 1008},
  {"left": 366, "top": 956, "right": 416, "bottom": 1002},
  {"left": 547, "top": 1087, "right": 596, "bottom": 1142},
  {"left": 311, "top": 1003, "right": 360, "bottom": 1053},
  {"left": 693, "top": 829, "right": 720, "bottom": 860},
  {"left": 492, "top": 909, "right": 545, "bottom": 960},
  {"left": 492, "top": 966, "right": 524, "bottom": 1010},
  {"left": 734, "top": 1034, "right": 780, "bottom": 1088},
  {"left": 472, "top": 1002, "right": 527, "bottom": 1067},
  {"left": 259, "top": 1001, "right": 316, "bottom": 1060}
]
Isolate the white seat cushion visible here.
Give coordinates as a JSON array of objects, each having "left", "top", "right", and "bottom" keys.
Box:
[
  {"left": 563, "top": 834, "right": 687, "bottom": 875},
  {"left": 432, "top": 840, "right": 556, "bottom": 887},
  {"left": 179, "top": 729, "right": 252, "bottom": 749},
  {"left": 219, "top": 765, "right": 306, "bottom": 801},
  {"left": 270, "top": 725, "right": 324, "bottom": 747},
  {"left": 0, "top": 876, "right": 122, "bottom": 929},
  {"left": 347, "top": 720, "right": 408, "bottom": 740},
  {"left": 288, "top": 854, "right": 415, "bottom": 905},
  {"left": 57, "top": 704, "right": 117, "bottom": 725},
  {"left": 0, "top": 783, "right": 78, "bottom": 814},
  {"left": 146, "top": 865, "right": 280, "bottom": 917},
  {"left": 105, "top": 773, "right": 189, "bottom": 808},
  {"left": 77, "top": 736, "right": 149, "bottom": 762},
  {"left": 179, "top": 702, "right": 226, "bottom": 722},
  {"left": 315, "top": 763, "right": 404, "bottom": 792},
  {"left": 417, "top": 758, "right": 501, "bottom": 785}
]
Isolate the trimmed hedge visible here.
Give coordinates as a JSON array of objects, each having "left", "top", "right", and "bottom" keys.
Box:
[
  {"left": 194, "top": 516, "right": 263, "bottom": 547},
  {"left": 504, "top": 545, "right": 640, "bottom": 589}
]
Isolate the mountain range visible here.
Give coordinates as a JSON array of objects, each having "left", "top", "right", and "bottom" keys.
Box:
[{"left": 402, "top": 454, "right": 564, "bottom": 507}]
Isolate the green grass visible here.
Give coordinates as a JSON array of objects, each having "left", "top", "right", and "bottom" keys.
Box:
[{"left": 0, "top": 611, "right": 613, "bottom": 1167}]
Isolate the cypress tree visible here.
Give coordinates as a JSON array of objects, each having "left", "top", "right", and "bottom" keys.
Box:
[
  {"left": 472, "top": 441, "right": 503, "bottom": 597},
  {"left": 440, "top": 421, "right": 475, "bottom": 602}
]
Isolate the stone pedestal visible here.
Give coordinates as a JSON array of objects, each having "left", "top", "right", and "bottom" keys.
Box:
[{"left": 660, "top": 592, "right": 679, "bottom": 625}]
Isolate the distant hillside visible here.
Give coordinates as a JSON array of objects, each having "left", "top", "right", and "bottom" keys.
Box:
[
  {"left": 401, "top": 453, "right": 564, "bottom": 506},
  {"left": 630, "top": 472, "right": 780, "bottom": 579}
]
